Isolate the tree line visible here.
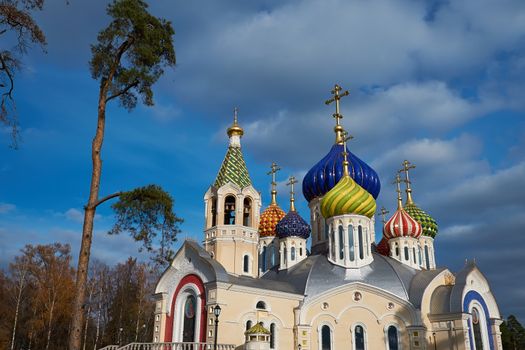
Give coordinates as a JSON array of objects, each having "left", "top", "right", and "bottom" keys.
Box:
[{"left": 0, "top": 243, "right": 161, "bottom": 350}]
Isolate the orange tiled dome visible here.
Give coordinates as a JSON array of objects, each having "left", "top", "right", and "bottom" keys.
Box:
[{"left": 258, "top": 204, "right": 286, "bottom": 237}]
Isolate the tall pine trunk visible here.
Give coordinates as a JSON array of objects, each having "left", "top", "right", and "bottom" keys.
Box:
[{"left": 69, "top": 88, "right": 108, "bottom": 350}]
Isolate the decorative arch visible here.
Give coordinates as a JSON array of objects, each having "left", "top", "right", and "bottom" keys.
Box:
[
  {"left": 164, "top": 274, "right": 206, "bottom": 343},
  {"left": 464, "top": 290, "right": 494, "bottom": 350},
  {"left": 317, "top": 322, "right": 334, "bottom": 350}
]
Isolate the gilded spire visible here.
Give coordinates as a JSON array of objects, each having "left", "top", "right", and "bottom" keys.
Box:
[
  {"left": 341, "top": 130, "right": 354, "bottom": 176},
  {"left": 399, "top": 160, "right": 416, "bottom": 205},
  {"left": 286, "top": 175, "right": 298, "bottom": 212},
  {"left": 267, "top": 162, "right": 281, "bottom": 205},
  {"left": 379, "top": 207, "right": 390, "bottom": 225},
  {"left": 393, "top": 173, "right": 403, "bottom": 210},
  {"left": 227, "top": 107, "right": 244, "bottom": 138},
  {"left": 325, "top": 84, "right": 350, "bottom": 144}
]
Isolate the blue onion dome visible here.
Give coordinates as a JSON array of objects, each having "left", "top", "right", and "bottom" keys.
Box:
[
  {"left": 275, "top": 211, "right": 311, "bottom": 239},
  {"left": 302, "top": 143, "right": 381, "bottom": 202}
]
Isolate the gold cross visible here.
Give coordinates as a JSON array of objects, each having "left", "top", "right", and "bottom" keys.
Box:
[
  {"left": 267, "top": 162, "right": 281, "bottom": 204},
  {"left": 392, "top": 173, "right": 403, "bottom": 209},
  {"left": 379, "top": 207, "right": 390, "bottom": 224},
  {"left": 286, "top": 175, "right": 298, "bottom": 212},
  {"left": 325, "top": 84, "right": 350, "bottom": 144},
  {"left": 233, "top": 107, "right": 239, "bottom": 124},
  {"left": 341, "top": 130, "right": 353, "bottom": 176},
  {"left": 399, "top": 160, "right": 416, "bottom": 205}
]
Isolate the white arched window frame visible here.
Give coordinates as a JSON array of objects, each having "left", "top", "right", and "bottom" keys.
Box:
[
  {"left": 469, "top": 301, "right": 491, "bottom": 350},
  {"left": 172, "top": 283, "right": 202, "bottom": 343},
  {"left": 243, "top": 253, "right": 251, "bottom": 274},
  {"left": 291, "top": 246, "right": 296, "bottom": 261},
  {"left": 338, "top": 224, "right": 344, "bottom": 260},
  {"left": 348, "top": 224, "right": 355, "bottom": 261},
  {"left": 384, "top": 324, "right": 401, "bottom": 350},
  {"left": 270, "top": 322, "right": 277, "bottom": 349},
  {"left": 351, "top": 322, "right": 368, "bottom": 350},
  {"left": 318, "top": 323, "right": 334, "bottom": 350}
]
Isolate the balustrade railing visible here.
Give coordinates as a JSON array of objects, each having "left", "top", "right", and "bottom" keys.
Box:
[{"left": 100, "top": 342, "right": 235, "bottom": 350}]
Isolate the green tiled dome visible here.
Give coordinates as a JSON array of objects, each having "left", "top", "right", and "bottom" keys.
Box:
[
  {"left": 404, "top": 203, "right": 438, "bottom": 238},
  {"left": 214, "top": 146, "right": 251, "bottom": 189}
]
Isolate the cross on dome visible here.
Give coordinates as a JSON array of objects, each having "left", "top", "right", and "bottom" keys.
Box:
[
  {"left": 286, "top": 175, "right": 298, "bottom": 212},
  {"left": 399, "top": 160, "right": 416, "bottom": 205},
  {"left": 325, "top": 84, "right": 350, "bottom": 144},
  {"left": 267, "top": 162, "right": 281, "bottom": 205},
  {"left": 341, "top": 130, "right": 354, "bottom": 176},
  {"left": 379, "top": 207, "right": 390, "bottom": 225},
  {"left": 393, "top": 173, "right": 404, "bottom": 209}
]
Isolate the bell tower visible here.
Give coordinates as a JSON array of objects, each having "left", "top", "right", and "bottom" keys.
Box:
[{"left": 203, "top": 108, "right": 261, "bottom": 277}]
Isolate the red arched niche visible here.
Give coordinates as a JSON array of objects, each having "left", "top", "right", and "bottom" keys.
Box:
[{"left": 164, "top": 274, "right": 207, "bottom": 343}]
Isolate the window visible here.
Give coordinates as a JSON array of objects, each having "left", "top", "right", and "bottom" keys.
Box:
[
  {"left": 270, "top": 323, "right": 276, "bottom": 349},
  {"left": 418, "top": 247, "right": 422, "bottom": 266},
  {"left": 224, "top": 195, "right": 236, "bottom": 225},
  {"left": 283, "top": 247, "right": 287, "bottom": 264},
  {"left": 291, "top": 246, "right": 296, "bottom": 261},
  {"left": 424, "top": 245, "right": 430, "bottom": 269},
  {"left": 243, "top": 198, "right": 252, "bottom": 226},
  {"left": 211, "top": 197, "right": 217, "bottom": 227},
  {"left": 395, "top": 243, "right": 399, "bottom": 256},
  {"left": 246, "top": 320, "right": 252, "bottom": 331},
  {"left": 413, "top": 247, "right": 417, "bottom": 264},
  {"left": 317, "top": 216, "right": 322, "bottom": 241},
  {"left": 355, "top": 325, "right": 365, "bottom": 350},
  {"left": 348, "top": 224, "right": 355, "bottom": 261},
  {"left": 182, "top": 295, "right": 197, "bottom": 342},
  {"left": 338, "top": 225, "right": 344, "bottom": 260},
  {"left": 300, "top": 248, "right": 303, "bottom": 256},
  {"left": 243, "top": 255, "right": 249, "bottom": 273},
  {"left": 321, "top": 325, "right": 331, "bottom": 350},
  {"left": 261, "top": 246, "right": 267, "bottom": 272},
  {"left": 270, "top": 246, "right": 276, "bottom": 267},
  {"left": 358, "top": 226, "right": 364, "bottom": 260},
  {"left": 256, "top": 301, "right": 266, "bottom": 310},
  {"left": 330, "top": 227, "right": 335, "bottom": 260},
  {"left": 404, "top": 246, "right": 409, "bottom": 261},
  {"left": 472, "top": 308, "right": 484, "bottom": 350},
  {"left": 387, "top": 326, "right": 398, "bottom": 350}
]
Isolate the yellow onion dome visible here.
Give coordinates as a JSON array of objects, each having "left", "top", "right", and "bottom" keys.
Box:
[
  {"left": 320, "top": 175, "right": 376, "bottom": 219},
  {"left": 259, "top": 204, "right": 286, "bottom": 237}
]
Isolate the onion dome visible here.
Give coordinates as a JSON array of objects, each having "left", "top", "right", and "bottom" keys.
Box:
[
  {"left": 259, "top": 162, "right": 286, "bottom": 237},
  {"left": 383, "top": 207, "right": 422, "bottom": 239},
  {"left": 376, "top": 237, "right": 390, "bottom": 256},
  {"left": 404, "top": 204, "right": 438, "bottom": 238},
  {"left": 275, "top": 175, "right": 311, "bottom": 239},
  {"left": 320, "top": 175, "right": 376, "bottom": 219},
  {"left": 276, "top": 211, "right": 311, "bottom": 239},
  {"left": 302, "top": 143, "right": 381, "bottom": 202},
  {"left": 259, "top": 204, "right": 286, "bottom": 237}
]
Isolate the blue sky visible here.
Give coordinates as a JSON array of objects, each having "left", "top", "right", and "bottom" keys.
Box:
[{"left": 1, "top": 0, "right": 525, "bottom": 321}]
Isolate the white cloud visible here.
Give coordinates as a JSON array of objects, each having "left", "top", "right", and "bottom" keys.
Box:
[{"left": 0, "top": 202, "right": 16, "bottom": 214}]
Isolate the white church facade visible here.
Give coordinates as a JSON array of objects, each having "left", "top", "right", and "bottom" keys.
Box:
[{"left": 153, "top": 86, "right": 502, "bottom": 350}]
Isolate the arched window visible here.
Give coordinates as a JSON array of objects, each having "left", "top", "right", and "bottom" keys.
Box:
[
  {"left": 283, "top": 247, "right": 287, "bottom": 264},
  {"left": 330, "top": 226, "right": 335, "bottom": 260},
  {"left": 348, "top": 224, "right": 355, "bottom": 261},
  {"left": 321, "top": 325, "right": 331, "bottom": 350},
  {"left": 182, "top": 295, "right": 197, "bottom": 342},
  {"left": 243, "top": 255, "right": 249, "bottom": 273},
  {"left": 354, "top": 325, "right": 365, "bottom": 350},
  {"left": 387, "top": 326, "right": 399, "bottom": 350},
  {"left": 243, "top": 198, "right": 252, "bottom": 226},
  {"left": 245, "top": 320, "right": 252, "bottom": 331},
  {"left": 224, "top": 195, "right": 236, "bottom": 225},
  {"left": 338, "top": 225, "right": 344, "bottom": 260},
  {"left": 270, "top": 246, "right": 276, "bottom": 267},
  {"left": 358, "top": 226, "right": 364, "bottom": 260},
  {"left": 256, "top": 301, "right": 266, "bottom": 310},
  {"left": 412, "top": 247, "right": 417, "bottom": 264},
  {"left": 291, "top": 246, "right": 296, "bottom": 261},
  {"left": 211, "top": 197, "right": 217, "bottom": 227},
  {"left": 270, "top": 323, "right": 276, "bottom": 349},
  {"left": 404, "top": 246, "right": 409, "bottom": 261},
  {"left": 317, "top": 215, "right": 322, "bottom": 241},
  {"left": 300, "top": 247, "right": 303, "bottom": 256},
  {"left": 425, "top": 245, "right": 430, "bottom": 269},
  {"left": 472, "top": 307, "right": 484, "bottom": 350},
  {"left": 395, "top": 243, "right": 399, "bottom": 257},
  {"left": 418, "top": 246, "right": 422, "bottom": 266},
  {"left": 261, "top": 246, "right": 267, "bottom": 272}
]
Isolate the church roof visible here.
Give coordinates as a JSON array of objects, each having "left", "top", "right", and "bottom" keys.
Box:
[
  {"left": 214, "top": 145, "right": 252, "bottom": 188},
  {"left": 245, "top": 323, "right": 270, "bottom": 335}
]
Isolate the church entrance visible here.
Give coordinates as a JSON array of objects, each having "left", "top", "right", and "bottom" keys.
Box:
[{"left": 182, "top": 295, "right": 196, "bottom": 342}]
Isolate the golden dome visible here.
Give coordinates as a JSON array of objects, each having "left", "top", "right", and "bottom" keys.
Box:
[{"left": 259, "top": 204, "right": 286, "bottom": 237}]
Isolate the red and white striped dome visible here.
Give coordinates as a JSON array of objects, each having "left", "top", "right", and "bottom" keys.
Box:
[{"left": 383, "top": 208, "right": 422, "bottom": 239}]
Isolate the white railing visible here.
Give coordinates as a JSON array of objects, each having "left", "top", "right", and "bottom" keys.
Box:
[{"left": 100, "top": 343, "right": 235, "bottom": 350}]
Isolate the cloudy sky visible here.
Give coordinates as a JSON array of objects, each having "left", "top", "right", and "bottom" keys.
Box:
[{"left": 1, "top": 0, "right": 524, "bottom": 321}]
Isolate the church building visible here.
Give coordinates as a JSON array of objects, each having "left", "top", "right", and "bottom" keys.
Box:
[{"left": 153, "top": 85, "right": 502, "bottom": 350}]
